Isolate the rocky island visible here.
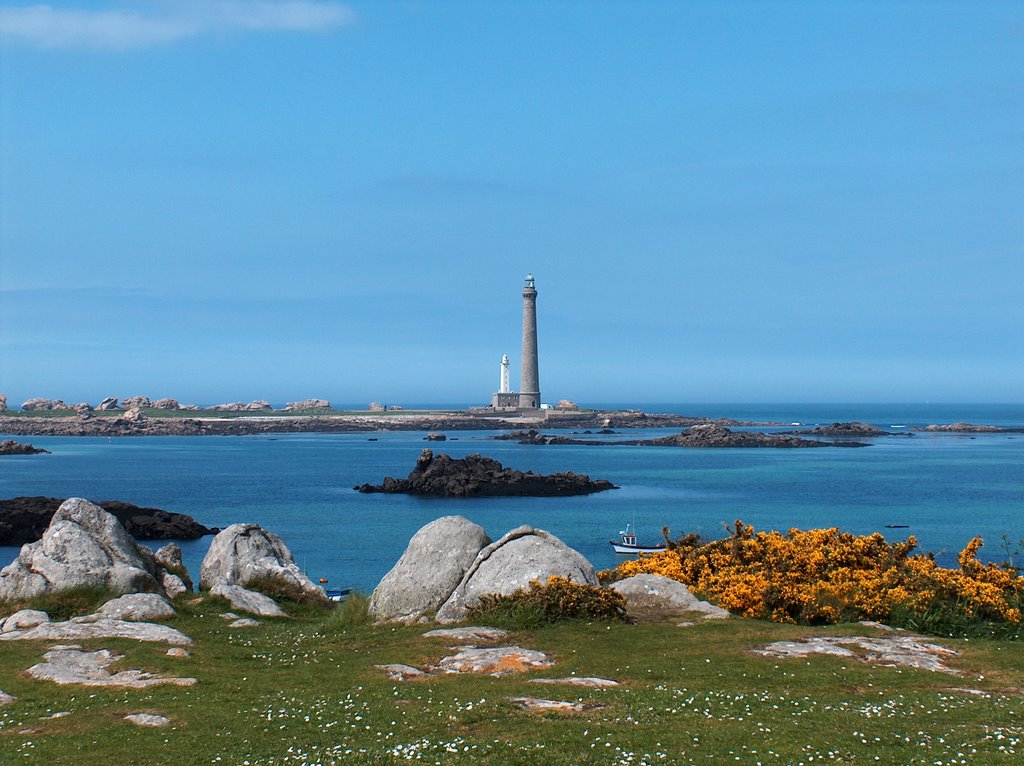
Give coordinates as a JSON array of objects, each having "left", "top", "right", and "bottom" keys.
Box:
[
  {"left": 355, "top": 449, "right": 618, "bottom": 497},
  {"left": 502, "top": 424, "right": 869, "bottom": 448},
  {"left": 0, "top": 440, "right": 49, "bottom": 455},
  {"left": 0, "top": 496, "right": 216, "bottom": 547},
  {"left": 777, "top": 421, "right": 890, "bottom": 437}
]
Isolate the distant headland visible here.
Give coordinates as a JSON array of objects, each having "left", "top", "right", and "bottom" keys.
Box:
[{"left": 0, "top": 394, "right": 775, "bottom": 437}]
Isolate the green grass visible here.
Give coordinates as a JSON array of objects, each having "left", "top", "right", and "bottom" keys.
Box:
[{"left": 1, "top": 598, "right": 1022, "bottom": 765}]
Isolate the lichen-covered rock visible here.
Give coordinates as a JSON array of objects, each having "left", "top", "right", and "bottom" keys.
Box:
[
  {"left": 27, "top": 646, "right": 196, "bottom": 687},
  {"left": 0, "top": 498, "right": 163, "bottom": 601},
  {"left": 370, "top": 516, "right": 490, "bottom": 623},
  {"left": 199, "top": 523, "right": 326, "bottom": 604},
  {"left": 435, "top": 525, "right": 598, "bottom": 623},
  {"left": 0, "top": 616, "right": 192, "bottom": 645},
  {"left": 610, "top": 573, "right": 730, "bottom": 619},
  {"left": 97, "top": 593, "right": 175, "bottom": 621},
  {"left": 211, "top": 583, "right": 286, "bottom": 617}
]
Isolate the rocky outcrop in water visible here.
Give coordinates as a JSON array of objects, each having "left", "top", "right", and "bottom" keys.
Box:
[
  {"left": 779, "top": 421, "right": 888, "bottom": 437},
  {"left": 355, "top": 449, "right": 618, "bottom": 497},
  {"left": 503, "top": 424, "right": 868, "bottom": 448},
  {"left": 0, "top": 440, "right": 49, "bottom": 456},
  {"left": 370, "top": 516, "right": 491, "bottom": 623},
  {"left": 436, "top": 525, "right": 599, "bottom": 623},
  {"left": 644, "top": 424, "right": 869, "bottom": 447},
  {"left": 0, "top": 499, "right": 171, "bottom": 601},
  {"left": 0, "top": 496, "right": 215, "bottom": 547},
  {"left": 916, "top": 422, "right": 1018, "bottom": 433},
  {"left": 199, "top": 523, "right": 327, "bottom": 604}
]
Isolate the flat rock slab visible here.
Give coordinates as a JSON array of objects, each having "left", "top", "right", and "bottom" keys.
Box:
[
  {"left": 0, "top": 616, "right": 192, "bottom": 646},
  {"left": 507, "top": 697, "right": 608, "bottom": 713},
  {"left": 1, "top": 609, "right": 49, "bottom": 632},
  {"left": 422, "top": 627, "right": 509, "bottom": 643},
  {"left": 228, "top": 618, "right": 261, "bottom": 628},
  {"left": 610, "top": 574, "right": 730, "bottom": 620},
  {"left": 0, "top": 690, "right": 14, "bottom": 706},
  {"left": 124, "top": 713, "right": 171, "bottom": 727},
  {"left": 211, "top": 583, "right": 286, "bottom": 617},
  {"left": 435, "top": 646, "right": 554, "bottom": 676},
  {"left": 27, "top": 645, "right": 197, "bottom": 688},
  {"left": 97, "top": 593, "right": 175, "bottom": 622},
  {"left": 374, "top": 663, "right": 429, "bottom": 681},
  {"left": 166, "top": 648, "right": 189, "bottom": 658},
  {"left": 529, "top": 677, "right": 619, "bottom": 688},
  {"left": 753, "top": 635, "right": 961, "bottom": 674}
]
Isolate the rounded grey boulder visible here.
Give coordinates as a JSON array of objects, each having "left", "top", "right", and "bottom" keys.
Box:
[
  {"left": 435, "top": 525, "right": 598, "bottom": 623},
  {"left": 199, "top": 523, "right": 326, "bottom": 603},
  {"left": 0, "top": 498, "right": 162, "bottom": 602},
  {"left": 610, "top": 573, "right": 730, "bottom": 619},
  {"left": 97, "top": 593, "right": 175, "bottom": 621},
  {"left": 370, "top": 516, "right": 490, "bottom": 623}
]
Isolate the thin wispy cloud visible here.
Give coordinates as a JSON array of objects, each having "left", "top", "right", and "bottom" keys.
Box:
[{"left": 0, "top": 1, "right": 355, "bottom": 50}]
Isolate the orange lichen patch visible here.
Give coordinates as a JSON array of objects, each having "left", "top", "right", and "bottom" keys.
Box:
[{"left": 435, "top": 646, "right": 554, "bottom": 676}]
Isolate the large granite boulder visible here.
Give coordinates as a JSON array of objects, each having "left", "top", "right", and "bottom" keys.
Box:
[
  {"left": 370, "top": 516, "right": 491, "bottom": 623},
  {"left": 0, "top": 498, "right": 164, "bottom": 602},
  {"left": 610, "top": 573, "right": 730, "bottom": 619},
  {"left": 199, "top": 524, "right": 326, "bottom": 604},
  {"left": 356, "top": 450, "right": 617, "bottom": 497},
  {"left": 284, "top": 399, "right": 332, "bottom": 411},
  {"left": 96, "top": 396, "right": 120, "bottom": 411},
  {"left": 151, "top": 398, "right": 180, "bottom": 409},
  {"left": 0, "top": 496, "right": 215, "bottom": 547},
  {"left": 21, "top": 398, "right": 54, "bottom": 411},
  {"left": 0, "top": 393, "right": 7, "bottom": 412},
  {"left": 435, "top": 525, "right": 598, "bottom": 623},
  {"left": 154, "top": 543, "right": 192, "bottom": 594},
  {"left": 121, "top": 396, "right": 152, "bottom": 409},
  {"left": 97, "top": 593, "right": 175, "bottom": 621}
]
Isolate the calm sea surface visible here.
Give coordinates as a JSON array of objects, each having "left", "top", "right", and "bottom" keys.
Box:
[{"left": 2, "top": 403, "right": 1022, "bottom": 593}]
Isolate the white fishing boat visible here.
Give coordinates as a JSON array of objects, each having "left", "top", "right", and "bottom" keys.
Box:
[{"left": 610, "top": 523, "right": 666, "bottom": 554}]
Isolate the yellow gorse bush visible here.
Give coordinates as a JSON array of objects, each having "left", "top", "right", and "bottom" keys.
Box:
[{"left": 608, "top": 521, "right": 1023, "bottom": 630}]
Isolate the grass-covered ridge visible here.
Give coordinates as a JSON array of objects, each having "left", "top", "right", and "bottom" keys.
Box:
[{"left": 1, "top": 590, "right": 1023, "bottom": 766}]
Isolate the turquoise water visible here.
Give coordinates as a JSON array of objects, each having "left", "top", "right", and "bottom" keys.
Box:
[{"left": 2, "top": 404, "right": 1022, "bottom": 593}]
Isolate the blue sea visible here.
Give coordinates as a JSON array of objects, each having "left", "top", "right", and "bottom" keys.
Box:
[{"left": 2, "top": 403, "right": 1022, "bottom": 594}]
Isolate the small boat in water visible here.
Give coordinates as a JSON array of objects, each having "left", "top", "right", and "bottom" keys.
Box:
[{"left": 610, "top": 523, "right": 666, "bottom": 554}]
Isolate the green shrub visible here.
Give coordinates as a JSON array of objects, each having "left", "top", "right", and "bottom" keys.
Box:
[
  {"left": 243, "top": 575, "right": 330, "bottom": 608},
  {"left": 11, "top": 585, "right": 119, "bottom": 621},
  {"left": 328, "top": 591, "right": 372, "bottom": 629},
  {"left": 468, "top": 576, "right": 629, "bottom": 630}
]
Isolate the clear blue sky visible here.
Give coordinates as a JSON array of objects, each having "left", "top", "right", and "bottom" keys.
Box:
[{"left": 1, "top": 1, "right": 1021, "bottom": 406}]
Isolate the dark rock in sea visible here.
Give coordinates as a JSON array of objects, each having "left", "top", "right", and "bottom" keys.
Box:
[
  {"left": 0, "top": 496, "right": 217, "bottom": 547},
  {"left": 636, "top": 424, "right": 868, "bottom": 448},
  {"left": 501, "top": 425, "right": 868, "bottom": 448},
  {"left": 778, "top": 421, "right": 888, "bottom": 437},
  {"left": 0, "top": 440, "right": 50, "bottom": 456},
  {"left": 425, "top": 432, "right": 447, "bottom": 441},
  {"left": 354, "top": 449, "right": 618, "bottom": 497}
]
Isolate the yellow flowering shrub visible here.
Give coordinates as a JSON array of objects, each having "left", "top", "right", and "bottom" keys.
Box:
[{"left": 605, "top": 522, "right": 1023, "bottom": 636}]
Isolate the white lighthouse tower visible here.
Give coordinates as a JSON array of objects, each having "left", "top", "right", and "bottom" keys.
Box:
[{"left": 499, "top": 354, "right": 511, "bottom": 394}]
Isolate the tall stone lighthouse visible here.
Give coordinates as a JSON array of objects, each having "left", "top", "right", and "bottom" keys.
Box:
[
  {"left": 518, "top": 273, "right": 541, "bottom": 410},
  {"left": 490, "top": 274, "right": 542, "bottom": 411}
]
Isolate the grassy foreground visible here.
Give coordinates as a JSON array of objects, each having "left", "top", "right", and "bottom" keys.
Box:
[{"left": 1, "top": 596, "right": 1022, "bottom": 766}]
